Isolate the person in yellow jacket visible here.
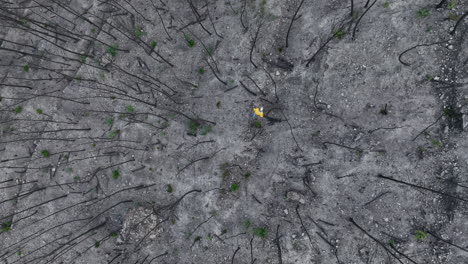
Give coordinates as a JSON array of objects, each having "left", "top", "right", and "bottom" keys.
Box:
[{"left": 253, "top": 107, "right": 263, "bottom": 117}]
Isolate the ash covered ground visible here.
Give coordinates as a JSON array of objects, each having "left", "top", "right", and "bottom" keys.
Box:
[{"left": 1, "top": 0, "right": 468, "bottom": 263}]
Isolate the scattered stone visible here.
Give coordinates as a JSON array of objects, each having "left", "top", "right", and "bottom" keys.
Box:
[
  {"left": 286, "top": 191, "right": 306, "bottom": 204},
  {"left": 118, "top": 207, "right": 162, "bottom": 244}
]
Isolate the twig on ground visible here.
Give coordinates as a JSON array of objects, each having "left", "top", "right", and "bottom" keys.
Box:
[
  {"left": 399, "top": 41, "right": 448, "bottom": 66},
  {"left": 348, "top": 218, "right": 404, "bottom": 264},
  {"left": 450, "top": 11, "right": 468, "bottom": 35},
  {"left": 286, "top": 0, "right": 307, "bottom": 48},
  {"left": 274, "top": 225, "right": 283, "bottom": 264},
  {"left": 412, "top": 114, "right": 443, "bottom": 141},
  {"left": 231, "top": 246, "right": 241, "bottom": 264},
  {"left": 352, "top": 0, "right": 378, "bottom": 41}
]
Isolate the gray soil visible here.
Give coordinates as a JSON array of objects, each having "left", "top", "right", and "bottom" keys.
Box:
[{"left": 0, "top": 0, "right": 468, "bottom": 263}]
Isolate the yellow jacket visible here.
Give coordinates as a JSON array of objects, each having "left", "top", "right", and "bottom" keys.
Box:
[{"left": 253, "top": 108, "right": 264, "bottom": 117}]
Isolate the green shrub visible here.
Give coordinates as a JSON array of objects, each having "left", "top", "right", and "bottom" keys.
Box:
[
  {"left": 14, "top": 106, "right": 23, "bottom": 114},
  {"left": 449, "top": 12, "right": 458, "bottom": 21},
  {"left": 448, "top": 0, "right": 457, "bottom": 9},
  {"left": 417, "top": 146, "right": 426, "bottom": 153},
  {"left": 19, "top": 19, "right": 28, "bottom": 26},
  {"left": 417, "top": 8, "right": 430, "bottom": 17},
  {"left": 220, "top": 162, "right": 230, "bottom": 178},
  {"left": 112, "top": 170, "right": 120, "bottom": 179},
  {"left": 230, "top": 183, "right": 240, "bottom": 192},
  {"left": 107, "top": 44, "right": 118, "bottom": 56},
  {"left": 443, "top": 107, "right": 458, "bottom": 118},
  {"left": 260, "top": 0, "right": 267, "bottom": 15},
  {"left": 135, "top": 27, "right": 145, "bottom": 38},
  {"left": 108, "top": 130, "right": 120, "bottom": 139},
  {"left": 166, "top": 184, "right": 173, "bottom": 193},
  {"left": 184, "top": 34, "right": 196, "bottom": 47},
  {"left": 41, "top": 150, "right": 50, "bottom": 158},
  {"left": 200, "top": 125, "right": 212, "bottom": 135},
  {"left": 126, "top": 105, "right": 135, "bottom": 113},
  {"left": 188, "top": 120, "right": 201, "bottom": 135},
  {"left": 335, "top": 29, "right": 346, "bottom": 40},
  {"left": 415, "top": 230, "right": 427, "bottom": 240},
  {"left": 1, "top": 222, "right": 12, "bottom": 232},
  {"left": 106, "top": 117, "right": 114, "bottom": 125},
  {"left": 253, "top": 227, "right": 268, "bottom": 238}
]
